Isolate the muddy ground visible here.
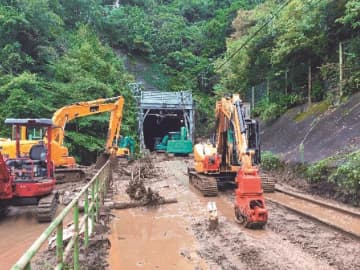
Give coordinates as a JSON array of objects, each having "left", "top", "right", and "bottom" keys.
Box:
[
  {"left": 3, "top": 155, "right": 360, "bottom": 269},
  {"left": 0, "top": 164, "right": 107, "bottom": 270},
  {"left": 266, "top": 165, "right": 360, "bottom": 206},
  {"left": 107, "top": 155, "right": 360, "bottom": 270}
]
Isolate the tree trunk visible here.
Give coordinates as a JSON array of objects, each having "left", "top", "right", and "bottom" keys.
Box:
[{"left": 110, "top": 198, "right": 178, "bottom": 209}]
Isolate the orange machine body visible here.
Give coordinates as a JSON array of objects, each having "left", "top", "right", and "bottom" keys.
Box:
[
  {"left": 0, "top": 96, "right": 126, "bottom": 167},
  {"left": 193, "top": 94, "right": 267, "bottom": 228},
  {"left": 235, "top": 169, "right": 267, "bottom": 227}
]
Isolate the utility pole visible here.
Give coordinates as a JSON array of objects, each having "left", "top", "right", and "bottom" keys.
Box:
[
  {"left": 339, "top": 41, "right": 343, "bottom": 99},
  {"left": 285, "top": 69, "right": 288, "bottom": 95},
  {"left": 308, "top": 59, "right": 312, "bottom": 106},
  {"left": 251, "top": 86, "right": 255, "bottom": 110}
]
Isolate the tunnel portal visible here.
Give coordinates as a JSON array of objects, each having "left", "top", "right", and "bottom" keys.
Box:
[
  {"left": 136, "top": 90, "right": 194, "bottom": 152},
  {"left": 143, "top": 110, "right": 184, "bottom": 151}
]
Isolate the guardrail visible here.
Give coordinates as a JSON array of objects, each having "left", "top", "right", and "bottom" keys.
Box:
[{"left": 11, "top": 160, "right": 112, "bottom": 270}]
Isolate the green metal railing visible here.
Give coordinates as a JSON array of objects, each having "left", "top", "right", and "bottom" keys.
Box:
[{"left": 11, "top": 160, "right": 111, "bottom": 270}]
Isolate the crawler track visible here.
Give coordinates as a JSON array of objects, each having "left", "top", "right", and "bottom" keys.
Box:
[
  {"left": 188, "top": 168, "right": 218, "bottom": 196},
  {"left": 55, "top": 167, "right": 86, "bottom": 184},
  {"left": 266, "top": 187, "right": 360, "bottom": 238},
  {"left": 261, "top": 175, "right": 276, "bottom": 193},
  {"left": 36, "top": 193, "right": 58, "bottom": 222}
]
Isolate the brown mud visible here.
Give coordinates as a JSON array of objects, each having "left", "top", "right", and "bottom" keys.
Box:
[
  {"left": 107, "top": 155, "right": 360, "bottom": 270},
  {"left": 267, "top": 166, "right": 360, "bottom": 206},
  {"left": 108, "top": 156, "right": 208, "bottom": 269},
  {"left": 0, "top": 164, "right": 101, "bottom": 269},
  {"left": 0, "top": 211, "right": 47, "bottom": 270},
  {"left": 4, "top": 155, "right": 360, "bottom": 269},
  {"left": 266, "top": 191, "right": 360, "bottom": 237}
]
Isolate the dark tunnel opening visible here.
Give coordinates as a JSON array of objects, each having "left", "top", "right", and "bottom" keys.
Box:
[{"left": 143, "top": 110, "right": 184, "bottom": 151}]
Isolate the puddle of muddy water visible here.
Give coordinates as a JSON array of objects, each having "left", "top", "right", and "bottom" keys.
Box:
[
  {"left": 108, "top": 204, "right": 208, "bottom": 270},
  {"left": 266, "top": 192, "right": 360, "bottom": 237},
  {"left": 0, "top": 207, "right": 48, "bottom": 270},
  {"left": 189, "top": 185, "right": 269, "bottom": 238}
]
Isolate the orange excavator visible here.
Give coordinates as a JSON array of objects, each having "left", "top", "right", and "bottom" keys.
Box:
[
  {"left": 0, "top": 96, "right": 126, "bottom": 182},
  {"left": 189, "top": 94, "right": 268, "bottom": 228}
]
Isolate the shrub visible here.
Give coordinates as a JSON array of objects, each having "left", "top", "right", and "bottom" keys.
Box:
[
  {"left": 306, "top": 159, "right": 333, "bottom": 182},
  {"left": 330, "top": 151, "right": 360, "bottom": 195},
  {"left": 261, "top": 151, "right": 283, "bottom": 171},
  {"left": 253, "top": 93, "right": 301, "bottom": 121}
]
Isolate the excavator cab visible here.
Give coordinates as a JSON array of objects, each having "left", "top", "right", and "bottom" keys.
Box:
[{"left": 245, "top": 119, "right": 261, "bottom": 165}]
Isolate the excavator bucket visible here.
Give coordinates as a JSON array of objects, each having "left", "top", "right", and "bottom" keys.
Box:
[{"left": 234, "top": 170, "right": 268, "bottom": 229}]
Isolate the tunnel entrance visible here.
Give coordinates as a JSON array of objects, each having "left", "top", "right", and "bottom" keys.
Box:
[
  {"left": 134, "top": 89, "right": 194, "bottom": 152},
  {"left": 143, "top": 110, "right": 184, "bottom": 151}
]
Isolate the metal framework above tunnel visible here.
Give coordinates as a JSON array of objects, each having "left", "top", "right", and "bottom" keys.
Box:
[{"left": 135, "top": 89, "right": 195, "bottom": 151}]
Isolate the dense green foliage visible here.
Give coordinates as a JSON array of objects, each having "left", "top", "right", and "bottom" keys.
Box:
[
  {"left": 0, "top": 0, "right": 358, "bottom": 174},
  {"left": 306, "top": 151, "right": 360, "bottom": 201},
  {"left": 102, "top": 0, "right": 259, "bottom": 133},
  {"left": 330, "top": 151, "right": 360, "bottom": 196},
  {"left": 217, "top": 0, "right": 360, "bottom": 120},
  {"left": 306, "top": 158, "right": 334, "bottom": 182},
  {"left": 260, "top": 151, "right": 283, "bottom": 171},
  {"left": 0, "top": 1, "right": 136, "bottom": 163}
]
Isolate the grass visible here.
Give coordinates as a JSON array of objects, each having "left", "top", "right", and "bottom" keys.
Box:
[{"left": 293, "top": 100, "right": 330, "bottom": 122}]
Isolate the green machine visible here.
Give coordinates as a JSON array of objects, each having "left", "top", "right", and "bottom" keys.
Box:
[
  {"left": 117, "top": 136, "right": 135, "bottom": 159},
  {"left": 155, "top": 127, "right": 193, "bottom": 155}
]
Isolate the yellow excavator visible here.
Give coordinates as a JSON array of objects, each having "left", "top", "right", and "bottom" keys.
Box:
[
  {"left": 0, "top": 96, "right": 128, "bottom": 182},
  {"left": 189, "top": 94, "right": 270, "bottom": 228}
]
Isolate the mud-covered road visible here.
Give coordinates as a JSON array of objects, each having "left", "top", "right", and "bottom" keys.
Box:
[
  {"left": 107, "top": 156, "right": 360, "bottom": 270},
  {"left": 0, "top": 181, "right": 88, "bottom": 270},
  {"left": 0, "top": 208, "right": 47, "bottom": 270}
]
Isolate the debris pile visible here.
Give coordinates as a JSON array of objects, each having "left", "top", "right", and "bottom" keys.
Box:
[
  {"left": 120, "top": 155, "right": 164, "bottom": 205},
  {"left": 133, "top": 156, "right": 159, "bottom": 179},
  {"left": 126, "top": 177, "right": 165, "bottom": 205}
]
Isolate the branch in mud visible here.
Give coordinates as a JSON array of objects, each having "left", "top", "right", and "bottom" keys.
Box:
[
  {"left": 126, "top": 170, "right": 165, "bottom": 204},
  {"left": 108, "top": 198, "right": 178, "bottom": 209}
]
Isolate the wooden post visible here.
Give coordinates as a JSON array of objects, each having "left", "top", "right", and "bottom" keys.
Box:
[
  {"left": 308, "top": 60, "right": 312, "bottom": 106},
  {"left": 339, "top": 41, "right": 343, "bottom": 99},
  {"left": 251, "top": 86, "right": 255, "bottom": 110},
  {"left": 285, "top": 69, "right": 288, "bottom": 95}
]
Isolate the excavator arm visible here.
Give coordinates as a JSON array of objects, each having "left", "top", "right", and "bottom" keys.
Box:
[
  {"left": 44, "top": 96, "right": 125, "bottom": 167},
  {"left": 215, "top": 94, "right": 257, "bottom": 173},
  {"left": 51, "top": 96, "right": 124, "bottom": 147},
  {"left": 105, "top": 97, "right": 124, "bottom": 153}
]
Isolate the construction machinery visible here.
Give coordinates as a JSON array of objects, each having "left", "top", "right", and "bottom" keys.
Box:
[
  {"left": 155, "top": 126, "right": 193, "bottom": 155},
  {"left": 117, "top": 136, "right": 135, "bottom": 159},
  {"left": 0, "top": 96, "right": 127, "bottom": 182},
  {"left": 188, "top": 94, "right": 268, "bottom": 228},
  {"left": 0, "top": 119, "right": 58, "bottom": 222},
  {"left": 0, "top": 126, "right": 44, "bottom": 159}
]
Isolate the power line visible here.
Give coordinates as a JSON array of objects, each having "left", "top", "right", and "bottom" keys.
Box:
[
  {"left": 214, "top": 0, "right": 293, "bottom": 72},
  {"left": 195, "top": 0, "right": 324, "bottom": 90}
]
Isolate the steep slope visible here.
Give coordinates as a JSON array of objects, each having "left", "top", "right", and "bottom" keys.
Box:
[{"left": 261, "top": 92, "right": 360, "bottom": 163}]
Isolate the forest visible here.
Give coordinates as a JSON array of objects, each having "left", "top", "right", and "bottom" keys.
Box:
[{"left": 0, "top": 0, "right": 358, "bottom": 162}]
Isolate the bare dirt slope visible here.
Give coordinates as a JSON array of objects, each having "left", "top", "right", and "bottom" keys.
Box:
[
  {"left": 107, "top": 155, "right": 360, "bottom": 270},
  {"left": 261, "top": 92, "right": 360, "bottom": 163}
]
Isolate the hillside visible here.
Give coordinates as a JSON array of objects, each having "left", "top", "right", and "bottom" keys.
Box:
[
  {"left": 261, "top": 92, "right": 360, "bottom": 163},
  {"left": 0, "top": 0, "right": 358, "bottom": 164}
]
